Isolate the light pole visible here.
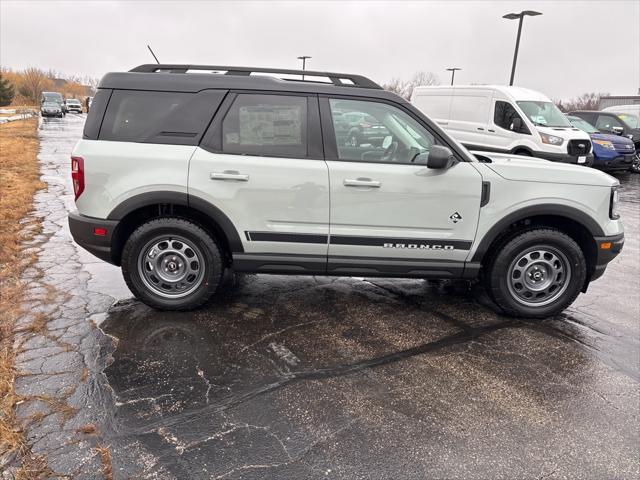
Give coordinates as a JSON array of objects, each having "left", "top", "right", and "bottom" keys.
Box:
[
  {"left": 446, "top": 67, "right": 461, "bottom": 86},
  {"left": 297, "top": 56, "right": 311, "bottom": 80},
  {"left": 503, "top": 10, "right": 542, "bottom": 86}
]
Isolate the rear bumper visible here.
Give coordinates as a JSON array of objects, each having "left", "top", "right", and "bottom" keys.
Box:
[
  {"left": 68, "top": 212, "right": 119, "bottom": 264},
  {"left": 533, "top": 150, "right": 594, "bottom": 166},
  {"left": 590, "top": 233, "right": 624, "bottom": 282}
]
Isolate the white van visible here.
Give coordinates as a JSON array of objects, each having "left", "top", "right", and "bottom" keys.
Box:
[{"left": 411, "top": 85, "right": 593, "bottom": 165}]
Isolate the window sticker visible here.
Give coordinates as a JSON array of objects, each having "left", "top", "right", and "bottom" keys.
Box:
[{"left": 239, "top": 105, "right": 302, "bottom": 145}]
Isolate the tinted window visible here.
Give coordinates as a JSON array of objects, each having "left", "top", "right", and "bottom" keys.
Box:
[
  {"left": 222, "top": 94, "right": 307, "bottom": 157},
  {"left": 494, "top": 101, "right": 529, "bottom": 134},
  {"left": 329, "top": 98, "right": 436, "bottom": 164},
  {"left": 595, "top": 115, "right": 624, "bottom": 132},
  {"left": 83, "top": 89, "right": 112, "bottom": 140},
  {"left": 99, "top": 90, "right": 225, "bottom": 144}
]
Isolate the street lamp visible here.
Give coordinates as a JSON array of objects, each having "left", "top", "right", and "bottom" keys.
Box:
[
  {"left": 446, "top": 67, "right": 461, "bottom": 86},
  {"left": 503, "top": 10, "right": 542, "bottom": 86},
  {"left": 297, "top": 56, "right": 311, "bottom": 80}
]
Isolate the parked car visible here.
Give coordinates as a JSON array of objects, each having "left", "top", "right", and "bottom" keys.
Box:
[
  {"left": 411, "top": 86, "right": 593, "bottom": 166},
  {"left": 41, "top": 91, "right": 66, "bottom": 115},
  {"left": 567, "top": 115, "right": 636, "bottom": 172},
  {"left": 65, "top": 98, "right": 83, "bottom": 114},
  {"left": 602, "top": 104, "right": 640, "bottom": 124},
  {"left": 68, "top": 64, "right": 623, "bottom": 318},
  {"left": 40, "top": 101, "right": 63, "bottom": 118},
  {"left": 334, "top": 111, "right": 390, "bottom": 147},
  {"left": 569, "top": 110, "right": 640, "bottom": 149}
]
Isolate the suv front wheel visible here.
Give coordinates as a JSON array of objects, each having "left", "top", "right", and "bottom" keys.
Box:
[
  {"left": 485, "top": 228, "right": 586, "bottom": 318},
  {"left": 121, "top": 218, "right": 223, "bottom": 310}
]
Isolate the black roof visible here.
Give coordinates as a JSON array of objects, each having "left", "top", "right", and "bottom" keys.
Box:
[{"left": 99, "top": 64, "right": 403, "bottom": 102}]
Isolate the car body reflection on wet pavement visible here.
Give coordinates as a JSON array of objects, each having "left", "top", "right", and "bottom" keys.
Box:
[{"left": 11, "top": 115, "right": 640, "bottom": 479}]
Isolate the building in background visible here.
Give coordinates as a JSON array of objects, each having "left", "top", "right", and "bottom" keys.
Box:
[{"left": 599, "top": 93, "right": 640, "bottom": 109}]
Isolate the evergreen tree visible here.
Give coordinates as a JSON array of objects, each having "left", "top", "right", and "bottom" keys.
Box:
[{"left": 0, "top": 74, "right": 15, "bottom": 107}]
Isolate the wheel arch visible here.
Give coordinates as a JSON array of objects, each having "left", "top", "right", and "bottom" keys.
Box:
[
  {"left": 472, "top": 205, "right": 602, "bottom": 282},
  {"left": 107, "top": 192, "right": 243, "bottom": 266}
]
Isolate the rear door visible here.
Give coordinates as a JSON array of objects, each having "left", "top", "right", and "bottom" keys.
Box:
[
  {"left": 190, "top": 92, "right": 330, "bottom": 273},
  {"left": 321, "top": 96, "right": 483, "bottom": 277}
]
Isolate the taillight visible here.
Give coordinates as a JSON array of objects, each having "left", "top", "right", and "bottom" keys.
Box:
[{"left": 71, "top": 156, "right": 84, "bottom": 200}]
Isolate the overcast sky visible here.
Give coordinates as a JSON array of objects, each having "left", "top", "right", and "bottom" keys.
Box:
[{"left": 1, "top": 0, "right": 638, "bottom": 100}]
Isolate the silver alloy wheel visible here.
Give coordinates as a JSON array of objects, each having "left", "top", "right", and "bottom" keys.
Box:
[
  {"left": 507, "top": 246, "right": 571, "bottom": 307},
  {"left": 137, "top": 235, "right": 206, "bottom": 299}
]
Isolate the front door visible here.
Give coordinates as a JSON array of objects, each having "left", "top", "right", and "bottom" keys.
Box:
[
  {"left": 190, "top": 93, "right": 329, "bottom": 273},
  {"left": 322, "top": 97, "right": 483, "bottom": 277}
]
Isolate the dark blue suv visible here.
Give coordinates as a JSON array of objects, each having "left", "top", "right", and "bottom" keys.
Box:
[{"left": 567, "top": 115, "right": 636, "bottom": 172}]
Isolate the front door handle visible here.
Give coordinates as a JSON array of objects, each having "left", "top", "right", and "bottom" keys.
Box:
[
  {"left": 210, "top": 171, "right": 249, "bottom": 181},
  {"left": 344, "top": 178, "right": 381, "bottom": 188}
]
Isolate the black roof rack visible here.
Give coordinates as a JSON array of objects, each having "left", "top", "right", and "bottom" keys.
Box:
[{"left": 129, "top": 64, "right": 382, "bottom": 90}]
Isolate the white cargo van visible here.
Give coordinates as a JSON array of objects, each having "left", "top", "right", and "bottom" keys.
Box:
[{"left": 411, "top": 85, "right": 593, "bottom": 165}]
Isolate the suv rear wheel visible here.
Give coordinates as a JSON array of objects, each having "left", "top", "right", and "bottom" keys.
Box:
[
  {"left": 121, "top": 218, "right": 223, "bottom": 310},
  {"left": 485, "top": 228, "right": 586, "bottom": 318}
]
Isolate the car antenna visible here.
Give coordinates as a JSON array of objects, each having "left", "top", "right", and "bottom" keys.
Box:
[{"left": 147, "top": 45, "right": 160, "bottom": 64}]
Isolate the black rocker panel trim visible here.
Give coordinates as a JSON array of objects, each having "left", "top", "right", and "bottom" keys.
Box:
[{"left": 232, "top": 253, "right": 471, "bottom": 279}]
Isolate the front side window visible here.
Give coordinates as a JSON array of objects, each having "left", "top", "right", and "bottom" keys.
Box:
[
  {"left": 595, "top": 115, "right": 624, "bottom": 132},
  {"left": 516, "top": 101, "right": 571, "bottom": 128},
  {"left": 222, "top": 94, "right": 307, "bottom": 158},
  {"left": 329, "top": 98, "right": 435, "bottom": 164},
  {"left": 494, "top": 101, "right": 529, "bottom": 133}
]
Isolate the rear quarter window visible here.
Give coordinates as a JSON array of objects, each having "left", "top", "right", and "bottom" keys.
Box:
[
  {"left": 98, "top": 89, "right": 226, "bottom": 145},
  {"left": 83, "top": 89, "right": 112, "bottom": 140}
]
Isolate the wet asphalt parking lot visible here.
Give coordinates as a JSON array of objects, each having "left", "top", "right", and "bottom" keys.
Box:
[{"left": 6, "top": 115, "right": 639, "bottom": 479}]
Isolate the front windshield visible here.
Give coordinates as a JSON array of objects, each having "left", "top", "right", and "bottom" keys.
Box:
[
  {"left": 517, "top": 101, "right": 571, "bottom": 128},
  {"left": 616, "top": 113, "right": 639, "bottom": 129},
  {"left": 67, "top": 99, "right": 80, "bottom": 104},
  {"left": 42, "top": 102, "right": 58, "bottom": 107},
  {"left": 568, "top": 116, "right": 599, "bottom": 134}
]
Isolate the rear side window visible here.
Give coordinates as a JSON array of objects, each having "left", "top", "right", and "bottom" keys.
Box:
[
  {"left": 493, "top": 101, "right": 529, "bottom": 134},
  {"left": 83, "top": 89, "right": 111, "bottom": 140},
  {"left": 222, "top": 94, "right": 307, "bottom": 158},
  {"left": 99, "top": 90, "right": 226, "bottom": 145}
]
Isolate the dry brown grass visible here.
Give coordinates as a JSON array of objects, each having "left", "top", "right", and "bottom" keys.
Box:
[
  {"left": 0, "top": 119, "right": 46, "bottom": 473},
  {"left": 94, "top": 445, "right": 113, "bottom": 480}
]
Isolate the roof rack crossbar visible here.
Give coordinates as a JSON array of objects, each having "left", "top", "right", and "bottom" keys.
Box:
[{"left": 129, "top": 64, "right": 382, "bottom": 89}]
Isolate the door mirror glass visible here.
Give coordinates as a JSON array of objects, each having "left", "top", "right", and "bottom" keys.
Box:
[
  {"left": 382, "top": 135, "right": 392, "bottom": 149},
  {"left": 510, "top": 117, "right": 523, "bottom": 132},
  {"left": 427, "top": 145, "right": 454, "bottom": 169}
]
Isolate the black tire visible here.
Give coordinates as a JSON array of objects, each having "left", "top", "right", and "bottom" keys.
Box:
[
  {"left": 485, "top": 228, "right": 586, "bottom": 318},
  {"left": 121, "top": 217, "right": 223, "bottom": 310}
]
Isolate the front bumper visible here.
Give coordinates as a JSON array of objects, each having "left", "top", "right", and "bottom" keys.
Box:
[
  {"left": 68, "top": 212, "right": 119, "bottom": 264},
  {"left": 590, "top": 233, "right": 624, "bottom": 282},
  {"left": 593, "top": 153, "right": 636, "bottom": 172},
  {"left": 533, "top": 150, "right": 594, "bottom": 166}
]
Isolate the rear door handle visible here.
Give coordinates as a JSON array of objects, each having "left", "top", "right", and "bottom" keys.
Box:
[
  {"left": 344, "top": 178, "right": 381, "bottom": 188},
  {"left": 477, "top": 127, "right": 485, "bottom": 131},
  {"left": 210, "top": 171, "right": 249, "bottom": 181}
]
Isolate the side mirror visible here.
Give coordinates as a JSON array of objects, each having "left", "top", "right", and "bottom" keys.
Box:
[
  {"left": 612, "top": 126, "right": 624, "bottom": 135},
  {"left": 510, "top": 117, "right": 522, "bottom": 132},
  {"left": 427, "top": 145, "right": 455, "bottom": 169}
]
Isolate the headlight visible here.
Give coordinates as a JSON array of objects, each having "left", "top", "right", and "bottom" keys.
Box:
[
  {"left": 540, "top": 133, "right": 564, "bottom": 146},
  {"left": 593, "top": 139, "right": 615, "bottom": 150},
  {"left": 610, "top": 186, "right": 619, "bottom": 220}
]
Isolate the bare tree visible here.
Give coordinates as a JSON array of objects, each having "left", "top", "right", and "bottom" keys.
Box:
[
  {"left": 383, "top": 71, "right": 440, "bottom": 100},
  {"left": 18, "top": 67, "right": 52, "bottom": 104},
  {"left": 382, "top": 77, "right": 409, "bottom": 98},
  {"left": 556, "top": 92, "right": 608, "bottom": 112}
]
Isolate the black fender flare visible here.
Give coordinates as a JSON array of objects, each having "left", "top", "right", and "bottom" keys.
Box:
[
  {"left": 107, "top": 191, "right": 244, "bottom": 253},
  {"left": 471, "top": 204, "right": 604, "bottom": 263}
]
